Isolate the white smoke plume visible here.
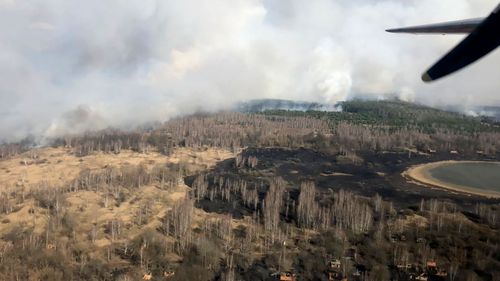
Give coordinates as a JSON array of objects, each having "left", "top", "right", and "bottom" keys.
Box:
[{"left": 0, "top": 0, "right": 499, "bottom": 141}]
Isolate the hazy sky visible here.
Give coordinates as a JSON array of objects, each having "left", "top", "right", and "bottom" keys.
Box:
[{"left": 0, "top": 0, "right": 499, "bottom": 141}]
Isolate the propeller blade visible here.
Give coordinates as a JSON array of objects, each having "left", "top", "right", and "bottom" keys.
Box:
[{"left": 423, "top": 5, "right": 500, "bottom": 82}]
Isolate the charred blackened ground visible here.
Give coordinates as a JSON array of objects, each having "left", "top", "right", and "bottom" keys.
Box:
[
  {"left": 188, "top": 147, "right": 500, "bottom": 217},
  {"left": 2, "top": 100, "right": 500, "bottom": 280},
  {"left": 184, "top": 147, "right": 500, "bottom": 281}
]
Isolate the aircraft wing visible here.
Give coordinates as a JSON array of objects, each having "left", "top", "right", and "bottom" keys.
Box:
[
  {"left": 422, "top": 5, "right": 500, "bottom": 82},
  {"left": 387, "top": 3, "right": 500, "bottom": 82},
  {"left": 386, "top": 18, "right": 483, "bottom": 34}
]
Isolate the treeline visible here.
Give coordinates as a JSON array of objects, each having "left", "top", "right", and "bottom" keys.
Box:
[
  {"left": 0, "top": 135, "right": 37, "bottom": 159},
  {"left": 51, "top": 131, "right": 148, "bottom": 157},
  {"left": 264, "top": 100, "right": 500, "bottom": 133},
  {"left": 51, "top": 109, "right": 500, "bottom": 159},
  {"left": 56, "top": 112, "right": 332, "bottom": 156},
  {"left": 3, "top": 100, "right": 500, "bottom": 159}
]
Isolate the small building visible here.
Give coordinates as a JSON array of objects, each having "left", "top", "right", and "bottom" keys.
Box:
[
  {"left": 391, "top": 235, "right": 398, "bottom": 243},
  {"left": 416, "top": 237, "right": 426, "bottom": 244},
  {"left": 397, "top": 264, "right": 413, "bottom": 271},
  {"left": 329, "top": 271, "right": 342, "bottom": 281},
  {"left": 390, "top": 233, "right": 407, "bottom": 242},
  {"left": 426, "top": 261, "right": 437, "bottom": 269},
  {"left": 450, "top": 150, "right": 459, "bottom": 154},
  {"left": 280, "top": 272, "right": 296, "bottom": 281},
  {"left": 164, "top": 270, "right": 175, "bottom": 278},
  {"left": 329, "top": 259, "right": 342, "bottom": 269}
]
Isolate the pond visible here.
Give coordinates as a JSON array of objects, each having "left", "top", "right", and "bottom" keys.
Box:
[
  {"left": 405, "top": 161, "right": 500, "bottom": 198},
  {"left": 428, "top": 162, "right": 500, "bottom": 192}
]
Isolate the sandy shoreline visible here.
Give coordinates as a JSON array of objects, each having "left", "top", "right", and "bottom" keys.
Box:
[{"left": 403, "top": 160, "right": 500, "bottom": 199}]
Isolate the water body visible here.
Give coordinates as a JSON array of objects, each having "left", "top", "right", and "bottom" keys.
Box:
[{"left": 428, "top": 162, "right": 500, "bottom": 192}]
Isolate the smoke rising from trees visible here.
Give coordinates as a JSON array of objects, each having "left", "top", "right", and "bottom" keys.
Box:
[{"left": 0, "top": 0, "right": 499, "bottom": 141}]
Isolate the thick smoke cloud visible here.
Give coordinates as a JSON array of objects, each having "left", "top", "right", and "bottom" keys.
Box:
[{"left": 0, "top": 0, "right": 499, "bottom": 141}]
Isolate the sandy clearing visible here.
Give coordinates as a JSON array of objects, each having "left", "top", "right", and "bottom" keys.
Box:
[
  {"left": 0, "top": 147, "right": 234, "bottom": 190},
  {"left": 0, "top": 146, "right": 236, "bottom": 245},
  {"left": 403, "top": 161, "right": 500, "bottom": 198},
  {"left": 0, "top": 147, "right": 169, "bottom": 190}
]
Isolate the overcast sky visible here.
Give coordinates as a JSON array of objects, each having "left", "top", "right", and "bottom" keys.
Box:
[{"left": 0, "top": 0, "right": 499, "bottom": 141}]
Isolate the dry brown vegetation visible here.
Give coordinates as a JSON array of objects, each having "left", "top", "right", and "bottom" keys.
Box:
[
  {"left": 0, "top": 103, "right": 499, "bottom": 280},
  {"left": 0, "top": 146, "right": 236, "bottom": 280}
]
